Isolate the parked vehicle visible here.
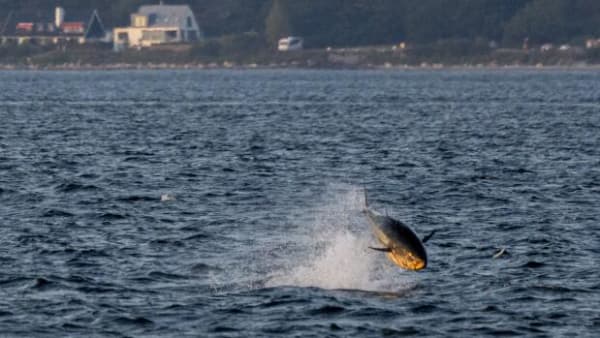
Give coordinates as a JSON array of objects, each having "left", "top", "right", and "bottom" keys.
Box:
[{"left": 278, "top": 36, "right": 303, "bottom": 51}]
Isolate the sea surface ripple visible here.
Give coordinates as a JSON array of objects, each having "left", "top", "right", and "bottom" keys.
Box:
[{"left": 0, "top": 69, "right": 599, "bottom": 337}]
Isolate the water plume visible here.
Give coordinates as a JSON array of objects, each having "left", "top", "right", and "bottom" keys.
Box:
[{"left": 266, "top": 185, "right": 415, "bottom": 292}]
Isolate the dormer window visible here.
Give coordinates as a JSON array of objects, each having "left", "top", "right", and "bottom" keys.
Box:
[{"left": 187, "top": 17, "right": 192, "bottom": 28}]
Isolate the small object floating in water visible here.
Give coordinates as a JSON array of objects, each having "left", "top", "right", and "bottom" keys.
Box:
[
  {"left": 493, "top": 247, "right": 507, "bottom": 259},
  {"left": 364, "top": 189, "right": 431, "bottom": 271},
  {"left": 160, "top": 193, "right": 176, "bottom": 202}
]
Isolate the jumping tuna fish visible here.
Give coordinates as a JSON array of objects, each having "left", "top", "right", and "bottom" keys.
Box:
[{"left": 364, "top": 190, "right": 435, "bottom": 271}]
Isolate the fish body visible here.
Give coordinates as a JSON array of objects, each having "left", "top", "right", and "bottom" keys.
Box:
[{"left": 364, "top": 192, "right": 428, "bottom": 270}]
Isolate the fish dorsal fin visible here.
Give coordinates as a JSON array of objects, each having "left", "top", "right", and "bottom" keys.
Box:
[
  {"left": 422, "top": 230, "right": 437, "bottom": 244},
  {"left": 369, "top": 246, "right": 392, "bottom": 253}
]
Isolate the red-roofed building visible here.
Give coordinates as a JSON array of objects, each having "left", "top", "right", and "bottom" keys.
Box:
[
  {"left": 1, "top": 6, "right": 107, "bottom": 45},
  {"left": 61, "top": 22, "right": 85, "bottom": 34},
  {"left": 16, "top": 22, "right": 34, "bottom": 33}
]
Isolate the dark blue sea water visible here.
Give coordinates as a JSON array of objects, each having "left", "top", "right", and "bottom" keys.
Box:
[{"left": 0, "top": 69, "right": 599, "bottom": 337}]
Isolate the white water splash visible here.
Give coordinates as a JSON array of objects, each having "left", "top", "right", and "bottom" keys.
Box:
[
  {"left": 266, "top": 185, "right": 415, "bottom": 292},
  {"left": 160, "top": 193, "right": 176, "bottom": 202}
]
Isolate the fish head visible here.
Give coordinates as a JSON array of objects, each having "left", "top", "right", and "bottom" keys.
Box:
[
  {"left": 385, "top": 229, "right": 428, "bottom": 270},
  {"left": 387, "top": 247, "right": 427, "bottom": 271}
]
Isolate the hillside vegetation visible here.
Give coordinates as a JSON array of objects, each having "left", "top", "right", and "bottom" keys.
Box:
[{"left": 1, "top": 0, "right": 599, "bottom": 48}]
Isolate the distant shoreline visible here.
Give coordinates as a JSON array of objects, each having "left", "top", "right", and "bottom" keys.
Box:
[
  {"left": 2, "top": 43, "right": 600, "bottom": 71},
  {"left": 1, "top": 63, "right": 600, "bottom": 71}
]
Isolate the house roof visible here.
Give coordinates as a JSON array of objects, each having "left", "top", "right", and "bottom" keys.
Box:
[{"left": 136, "top": 5, "right": 195, "bottom": 28}]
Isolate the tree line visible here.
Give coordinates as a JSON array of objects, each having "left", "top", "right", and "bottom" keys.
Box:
[{"left": 1, "top": 0, "right": 599, "bottom": 47}]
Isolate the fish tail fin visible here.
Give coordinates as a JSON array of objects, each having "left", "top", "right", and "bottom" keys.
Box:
[{"left": 363, "top": 187, "right": 369, "bottom": 211}]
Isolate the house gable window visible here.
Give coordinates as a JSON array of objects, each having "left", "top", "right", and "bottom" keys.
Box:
[{"left": 132, "top": 15, "right": 148, "bottom": 27}]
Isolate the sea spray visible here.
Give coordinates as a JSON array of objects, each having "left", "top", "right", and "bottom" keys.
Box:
[{"left": 266, "top": 185, "right": 415, "bottom": 292}]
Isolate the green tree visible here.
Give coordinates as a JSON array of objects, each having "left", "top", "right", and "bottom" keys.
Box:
[
  {"left": 3, "top": 0, "right": 600, "bottom": 48},
  {"left": 265, "top": 0, "right": 292, "bottom": 47},
  {"left": 402, "top": 0, "right": 531, "bottom": 43},
  {"left": 503, "top": 0, "right": 569, "bottom": 44},
  {"left": 503, "top": 0, "right": 600, "bottom": 44}
]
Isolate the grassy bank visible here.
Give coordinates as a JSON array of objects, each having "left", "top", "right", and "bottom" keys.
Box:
[{"left": 1, "top": 38, "right": 600, "bottom": 69}]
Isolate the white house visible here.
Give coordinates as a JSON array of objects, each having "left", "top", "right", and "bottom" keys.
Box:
[{"left": 113, "top": 3, "right": 202, "bottom": 51}]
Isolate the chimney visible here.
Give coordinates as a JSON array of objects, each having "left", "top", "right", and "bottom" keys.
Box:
[{"left": 55, "top": 7, "right": 65, "bottom": 28}]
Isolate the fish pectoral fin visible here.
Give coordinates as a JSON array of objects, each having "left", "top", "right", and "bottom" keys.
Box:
[{"left": 369, "top": 246, "right": 392, "bottom": 253}]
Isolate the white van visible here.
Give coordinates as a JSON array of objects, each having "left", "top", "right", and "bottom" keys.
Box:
[{"left": 278, "top": 37, "right": 304, "bottom": 51}]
